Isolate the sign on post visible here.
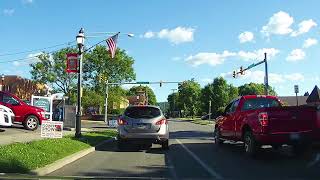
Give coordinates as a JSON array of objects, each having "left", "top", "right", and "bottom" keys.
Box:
[
  {"left": 66, "top": 53, "right": 78, "bottom": 73},
  {"left": 41, "top": 121, "right": 63, "bottom": 138},
  {"left": 294, "top": 85, "right": 299, "bottom": 94}
]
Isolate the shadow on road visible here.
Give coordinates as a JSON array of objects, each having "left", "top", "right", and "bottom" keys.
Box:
[{"left": 170, "top": 130, "right": 214, "bottom": 141}]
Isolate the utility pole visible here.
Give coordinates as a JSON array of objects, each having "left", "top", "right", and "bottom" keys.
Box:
[
  {"left": 75, "top": 28, "right": 85, "bottom": 138},
  {"left": 104, "top": 80, "right": 109, "bottom": 126},
  {"left": 208, "top": 100, "right": 212, "bottom": 121},
  {"left": 171, "top": 89, "right": 177, "bottom": 117},
  {"left": 264, "top": 53, "right": 269, "bottom": 95}
]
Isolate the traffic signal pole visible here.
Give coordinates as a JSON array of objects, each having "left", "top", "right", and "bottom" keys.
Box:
[{"left": 233, "top": 52, "right": 269, "bottom": 95}]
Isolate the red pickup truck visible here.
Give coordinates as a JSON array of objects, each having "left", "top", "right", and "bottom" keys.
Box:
[
  {"left": 214, "top": 95, "right": 320, "bottom": 156},
  {"left": 0, "top": 91, "right": 47, "bottom": 130}
]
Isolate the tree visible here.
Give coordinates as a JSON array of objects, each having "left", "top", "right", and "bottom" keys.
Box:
[
  {"left": 30, "top": 47, "right": 78, "bottom": 102},
  {"left": 200, "top": 77, "right": 238, "bottom": 117},
  {"left": 178, "top": 79, "right": 201, "bottom": 117},
  {"left": 167, "top": 92, "right": 179, "bottom": 114},
  {"left": 127, "top": 86, "right": 157, "bottom": 105},
  {"left": 83, "top": 45, "right": 136, "bottom": 91},
  {"left": 238, "top": 83, "right": 276, "bottom": 96}
]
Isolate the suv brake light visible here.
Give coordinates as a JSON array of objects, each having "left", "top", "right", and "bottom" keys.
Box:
[
  {"left": 258, "top": 112, "right": 268, "bottom": 126},
  {"left": 156, "top": 118, "right": 167, "bottom": 125},
  {"left": 118, "top": 118, "right": 128, "bottom": 125}
]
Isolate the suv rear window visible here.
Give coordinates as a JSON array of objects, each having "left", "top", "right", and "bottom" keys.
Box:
[
  {"left": 124, "top": 106, "right": 161, "bottom": 119},
  {"left": 242, "top": 98, "right": 281, "bottom": 111}
]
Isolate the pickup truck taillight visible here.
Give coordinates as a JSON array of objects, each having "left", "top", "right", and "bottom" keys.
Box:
[
  {"left": 156, "top": 119, "right": 167, "bottom": 125},
  {"left": 117, "top": 118, "right": 128, "bottom": 125},
  {"left": 258, "top": 112, "right": 268, "bottom": 126}
]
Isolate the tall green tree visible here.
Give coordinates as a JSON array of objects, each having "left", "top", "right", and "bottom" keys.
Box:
[
  {"left": 167, "top": 92, "right": 179, "bottom": 112},
  {"left": 238, "top": 83, "right": 276, "bottom": 96},
  {"left": 30, "top": 47, "right": 78, "bottom": 101},
  {"left": 83, "top": 45, "right": 136, "bottom": 91},
  {"left": 200, "top": 77, "right": 238, "bottom": 117},
  {"left": 178, "top": 79, "right": 201, "bottom": 117},
  {"left": 127, "top": 86, "right": 157, "bottom": 105}
]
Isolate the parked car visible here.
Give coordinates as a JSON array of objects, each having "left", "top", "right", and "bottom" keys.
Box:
[
  {"left": 117, "top": 105, "right": 169, "bottom": 150},
  {"left": 214, "top": 95, "right": 320, "bottom": 156},
  {"left": 0, "top": 104, "right": 14, "bottom": 127},
  {"left": 0, "top": 91, "right": 47, "bottom": 130}
]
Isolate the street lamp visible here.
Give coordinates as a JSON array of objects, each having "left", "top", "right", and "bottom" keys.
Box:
[
  {"left": 75, "top": 28, "right": 85, "bottom": 138},
  {"left": 1, "top": 74, "right": 4, "bottom": 91}
]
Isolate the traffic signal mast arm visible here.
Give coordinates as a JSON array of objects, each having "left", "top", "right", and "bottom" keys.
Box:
[
  {"left": 235, "top": 59, "right": 266, "bottom": 77},
  {"left": 107, "top": 81, "right": 182, "bottom": 85}
]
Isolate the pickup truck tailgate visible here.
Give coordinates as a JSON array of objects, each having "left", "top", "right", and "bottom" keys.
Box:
[{"left": 266, "top": 106, "right": 315, "bottom": 134}]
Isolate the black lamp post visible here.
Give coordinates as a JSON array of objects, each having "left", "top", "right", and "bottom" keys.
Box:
[{"left": 75, "top": 28, "right": 85, "bottom": 138}]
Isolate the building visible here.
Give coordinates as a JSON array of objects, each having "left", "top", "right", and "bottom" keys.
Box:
[
  {"left": 278, "top": 96, "right": 308, "bottom": 106},
  {"left": 0, "top": 75, "right": 48, "bottom": 100},
  {"left": 112, "top": 96, "right": 129, "bottom": 109},
  {"left": 128, "top": 90, "right": 148, "bottom": 105},
  {"left": 306, "top": 85, "right": 320, "bottom": 106}
]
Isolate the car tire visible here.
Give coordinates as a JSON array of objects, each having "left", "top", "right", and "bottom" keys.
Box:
[
  {"left": 117, "top": 137, "right": 126, "bottom": 150},
  {"left": 243, "top": 131, "right": 258, "bottom": 156},
  {"left": 23, "top": 115, "right": 39, "bottom": 131},
  {"left": 214, "top": 128, "right": 224, "bottom": 145},
  {"left": 161, "top": 140, "right": 169, "bottom": 150},
  {"left": 272, "top": 144, "right": 281, "bottom": 151}
]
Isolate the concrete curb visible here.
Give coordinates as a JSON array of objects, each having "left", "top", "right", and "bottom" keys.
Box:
[{"left": 30, "top": 137, "right": 116, "bottom": 176}]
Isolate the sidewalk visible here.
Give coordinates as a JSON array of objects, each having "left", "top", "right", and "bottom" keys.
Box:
[{"left": 0, "top": 120, "right": 115, "bottom": 146}]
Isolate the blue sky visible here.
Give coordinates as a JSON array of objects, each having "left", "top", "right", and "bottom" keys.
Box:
[{"left": 1, "top": 0, "right": 320, "bottom": 102}]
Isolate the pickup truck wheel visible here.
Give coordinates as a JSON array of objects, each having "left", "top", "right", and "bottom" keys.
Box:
[
  {"left": 117, "top": 136, "right": 126, "bottom": 150},
  {"left": 214, "top": 128, "right": 224, "bottom": 145},
  {"left": 23, "top": 115, "right": 39, "bottom": 131},
  {"left": 244, "top": 131, "right": 258, "bottom": 156},
  {"left": 292, "top": 143, "right": 310, "bottom": 156}
]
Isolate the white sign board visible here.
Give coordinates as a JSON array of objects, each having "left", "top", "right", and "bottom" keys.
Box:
[
  {"left": 108, "top": 119, "right": 118, "bottom": 128},
  {"left": 41, "top": 121, "right": 63, "bottom": 138},
  {"left": 294, "top": 85, "right": 299, "bottom": 94}
]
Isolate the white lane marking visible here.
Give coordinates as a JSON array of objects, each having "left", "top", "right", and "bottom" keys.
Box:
[
  {"left": 308, "top": 153, "right": 320, "bottom": 167},
  {"left": 175, "top": 139, "right": 223, "bottom": 180}
]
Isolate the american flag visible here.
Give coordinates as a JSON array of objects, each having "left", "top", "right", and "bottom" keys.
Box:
[{"left": 106, "top": 33, "right": 119, "bottom": 58}]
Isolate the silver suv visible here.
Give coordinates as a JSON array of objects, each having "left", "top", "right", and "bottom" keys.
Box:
[{"left": 117, "top": 105, "right": 169, "bottom": 150}]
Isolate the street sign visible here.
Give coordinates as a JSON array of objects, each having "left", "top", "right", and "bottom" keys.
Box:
[
  {"left": 137, "top": 81, "right": 149, "bottom": 84},
  {"left": 294, "top": 85, "right": 299, "bottom": 93},
  {"left": 248, "top": 63, "right": 255, "bottom": 69},
  {"left": 41, "top": 121, "right": 63, "bottom": 138},
  {"left": 66, "top": 53, "right": 78, "bottom": 73}
]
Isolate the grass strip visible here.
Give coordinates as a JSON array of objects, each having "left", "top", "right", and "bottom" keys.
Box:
[{"left": 0, "top": 130, "right": 117, "bottom": 173}]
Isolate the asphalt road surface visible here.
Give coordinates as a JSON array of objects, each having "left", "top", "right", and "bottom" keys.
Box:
[{"left": 50, "top": 119, "right": 320, "bottom": 179}]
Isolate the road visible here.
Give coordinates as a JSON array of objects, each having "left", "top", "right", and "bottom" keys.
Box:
[{"left": 50, "top": 119, "right": 320, "bottom": 179}]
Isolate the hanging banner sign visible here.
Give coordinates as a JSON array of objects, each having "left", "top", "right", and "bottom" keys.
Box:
[{"left": 66, "top": 53, "right": 78, "bottom": 73}]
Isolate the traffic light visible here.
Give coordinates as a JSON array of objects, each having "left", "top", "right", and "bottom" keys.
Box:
[
  {"left": 233, "top": 71, "right": 236, "bottom": 78},
  {"left": 160, "top": 80, "right": 163, "bottom": 87},
  {"left": 240, "top": 66, "right": 244, "bottom": 75}
]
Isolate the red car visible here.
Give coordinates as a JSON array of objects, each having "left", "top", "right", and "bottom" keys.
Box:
[
  {"left": 0, "top": 91, "right": 47, "bottom": 130},
  {"left": 214, "top": 95, "right": 320, "bottom": 156}
]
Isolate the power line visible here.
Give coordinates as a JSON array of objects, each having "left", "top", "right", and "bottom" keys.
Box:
[
  {"left": 0, "top": 44, "right": 77, "bottom": 64},
  {"left": 0, "top": 40, "right": 76, "bottom": 57}
]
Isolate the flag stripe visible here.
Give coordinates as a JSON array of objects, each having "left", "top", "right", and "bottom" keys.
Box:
[{"left": 106, "top": 33, "right": 118, "bottom": 58}]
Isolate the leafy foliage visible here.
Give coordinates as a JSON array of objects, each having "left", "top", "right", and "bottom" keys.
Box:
[
  {"left": 177, "top": 79, "right": 201, "bottom": 117},
  {"left": 238, "top": 83, "right": 276, "bottom": 96}
]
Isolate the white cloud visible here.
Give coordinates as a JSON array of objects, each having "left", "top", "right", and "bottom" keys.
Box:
[
  {"left": 261, "top": 11, "right": 294, "bottom": 37},
  {"left": 284, "top": 73, "right": 304, "bottom": 81},
  {"left": 186, "top": 51, "right": 236, "bottom": 67},
  {"left": 142, "top": 26, "right": 195, "bottom": 44},
  {"left": 291, "top": 19, "right": 317, "bottom": 37},
  {"left": 238, "top": 48, "right": 280, "bottom": 61},
  {"left": 238, "top": 31, "right": 254, "bottom": 43},
  {"left": 3, "top": 9, "right": 15, "bottom": 16},
  {"left": 286, "top": 49, "right": 305, "bottom": 62},
  {"left": 303, "top": 38, "right": 318, "bottom": 48},
  {"left": 143, "top": 31, "right": 155, "bottom": 39},
  {"left": 222, "top": 70, "right": 304, "bottom": 84},
  {"left": 186, "top": 48, "right": 279, "bottom": 67},
  {"left": 13, "top": 61, "right": 21, "bottom": 66}
]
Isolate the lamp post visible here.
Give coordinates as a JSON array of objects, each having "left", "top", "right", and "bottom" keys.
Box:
[
  {"left": 1, "top": 74, "right": 4, "bottom": 91},
  {"left": 75, "top": 28, "right": 85, "bottom": 138}
]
